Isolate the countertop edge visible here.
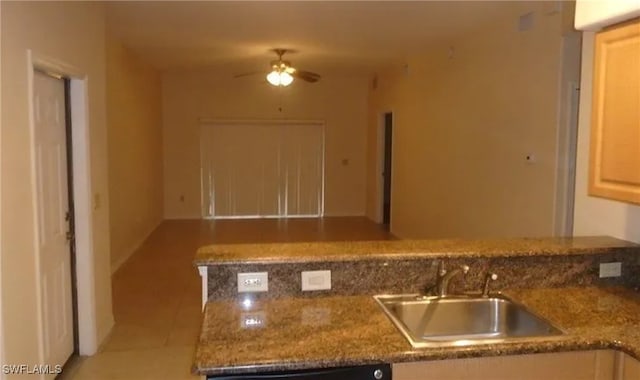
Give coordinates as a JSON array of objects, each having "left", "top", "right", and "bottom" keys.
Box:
[
  {"left": 192, "top": 236, "right": 640, "bottom": 267},
  {"left": 193, "top": 246, "right": 639, "bottom": 266}
]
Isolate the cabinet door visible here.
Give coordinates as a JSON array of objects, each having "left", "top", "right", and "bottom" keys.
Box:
[
  {"left": 393, "top": 350, "right": 616, "bottom": 380},
  {"left": 589, "top": 18, "right": 640, "bottom": 205},
  {"left": 619, "top": 353, "right": 640, "bottom": 380}
]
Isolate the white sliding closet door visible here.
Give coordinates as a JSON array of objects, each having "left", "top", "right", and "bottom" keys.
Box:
[
  {"left": 201, "top": 121, "right": 324, "bottom": 218},
  {"left": 280, "top": 124, "right": 324, "bottom": 216}
]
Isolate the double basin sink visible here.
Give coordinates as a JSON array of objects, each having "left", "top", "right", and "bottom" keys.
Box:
[{"left": 374, "top": 293, "right": 563, "bottom": 348}]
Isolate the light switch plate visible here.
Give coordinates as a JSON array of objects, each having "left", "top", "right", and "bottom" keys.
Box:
[
  {"left": 301, "top": 270, "right": 331, "bottom": 291},
  {"left": 237, "top": 272, "right": 268, "bottom": 292},
  {"left": 599, "top": 262, "right": 622, "bottom": 278}
]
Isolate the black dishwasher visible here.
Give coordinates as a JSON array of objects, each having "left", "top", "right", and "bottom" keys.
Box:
[{"left": 207, "top": 364, "right": 391, "bottom": 380}]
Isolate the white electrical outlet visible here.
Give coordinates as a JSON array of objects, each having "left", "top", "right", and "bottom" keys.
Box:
[
  {"left": 599, "top": 262, "right": 622, "bottom": 278},
  {"left": 237, "top": 272, "right": 268, "bottom": 292},
  {"left": 301, "top": 270, "right": 331, "bottom": 291},
  {"left": 240, "top": 311, "right": 266, "bottom": 329}
]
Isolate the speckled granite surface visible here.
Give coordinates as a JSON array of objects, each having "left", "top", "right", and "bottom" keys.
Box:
[
  {"left": 193, "top": 287, "right": 640, "bottom": 376},
  {"left": 206, "top": 253, "right": 640, "bottom": 300},
  {"left": 195, "top": 236, "right": 639, "bottom": 265}
]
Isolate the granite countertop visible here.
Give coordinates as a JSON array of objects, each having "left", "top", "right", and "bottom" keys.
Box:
[
  {"left": 194, "top": 236, "right": 639, "bottom": 265},
  {"left": 193, "top": 286, "right": 640, "bottom": 376}
]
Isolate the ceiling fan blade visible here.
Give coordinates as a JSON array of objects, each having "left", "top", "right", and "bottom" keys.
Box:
[
  {"left": 233, "top": 71, "right": 266, "bottom": 79},
  {"left": 292, "top": 70, "right": 321, "bottom": 83}
]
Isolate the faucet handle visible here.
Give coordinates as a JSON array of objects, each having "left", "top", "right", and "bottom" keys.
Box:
[{"left": 482, "top": 273, "right": 498, "bottom": 297}]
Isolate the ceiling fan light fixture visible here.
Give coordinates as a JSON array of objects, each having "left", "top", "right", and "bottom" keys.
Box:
[
  {"left": 266, "top": 71, "right": 281, "bottom": 86},
  {"left": 266, "top": 70, "right": 294, "bottom": 87},
  {"left": 279, "top": 71, "right": 294, "bottom": 86},
  {"left": 235, "top": 49, "right": 318, "bottom": 85}
]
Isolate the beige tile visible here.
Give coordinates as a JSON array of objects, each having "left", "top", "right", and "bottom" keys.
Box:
[
  {"left": 172, "top": 301, "right": 203, "bottom": 327},
  {"left": 156, "top": 346, "right": 198, "bottom": 379},
  {"left": 102, "top": 323, "right": 170, "bottom": 352},
  {"left": 57, "top": 356, "right": 85, "bottom": 380},
  {"left": 71, "top": 349, "right": 169, "bottom": 379},
  {"left": 113, "top": 302, "right": 178, "bottom": 325},
  {"left": 166, "top": 325, "right": 200, "bottom": 347}
]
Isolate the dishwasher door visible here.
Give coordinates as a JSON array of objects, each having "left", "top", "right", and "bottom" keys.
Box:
[{"left": 207, "top": 364, "right": 392, "bottom": 380}]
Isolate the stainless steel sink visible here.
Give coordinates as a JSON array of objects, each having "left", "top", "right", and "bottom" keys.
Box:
[{"left": 374, "top": 294, "right": 564, "bottom": 348}]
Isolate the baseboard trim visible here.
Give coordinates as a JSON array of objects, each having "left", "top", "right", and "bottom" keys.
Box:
[
  {"left": 164, "top": 215, "right": 201, "bottom": 220},
  {"left": 320, "top": 213, "right": 367, "bottom": 217},
  {"left": 110, "top": 219, "right": 162, "bottom": 275}
]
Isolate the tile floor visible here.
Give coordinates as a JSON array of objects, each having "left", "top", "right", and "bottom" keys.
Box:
[{"left": 65, "top": 217, "right": 392, "bottom": 379}]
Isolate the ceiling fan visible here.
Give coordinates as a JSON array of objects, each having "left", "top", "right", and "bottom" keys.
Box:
[{"left": 235, "top": 49, "right": 321, "bottom": 87}]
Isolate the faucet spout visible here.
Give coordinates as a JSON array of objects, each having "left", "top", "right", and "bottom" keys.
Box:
[{"left": 436, "top": 264, "right": 469, "bottom": 297}]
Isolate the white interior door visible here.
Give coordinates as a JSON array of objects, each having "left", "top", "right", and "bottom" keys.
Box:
[{"left": 33, "top": 71, "right": 74, "bottom": 372}]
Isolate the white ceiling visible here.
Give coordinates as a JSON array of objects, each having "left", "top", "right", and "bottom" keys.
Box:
[{"left": 106, "top": 1, "right": 527, "bottom": 74}]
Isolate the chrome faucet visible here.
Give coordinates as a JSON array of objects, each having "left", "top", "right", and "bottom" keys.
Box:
[{"left": 430, "top": 262, "right": 469, "bottom": 297}]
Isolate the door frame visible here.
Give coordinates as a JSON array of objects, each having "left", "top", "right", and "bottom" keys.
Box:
[
  {"left": 553, "top": 81, "right": 580, "bottom": 236},
  {"left": 28, "top": 50, "right": 99, "bottom": 359},
  {"left": 0, "top": 4, "right": 4, "bottom": 375},
  {"left": 0, "top": 105, "right": 4, "bottom": 379},
  {"left": 0, "top": 9, "right": 4, "bottom": 370},
  {"left": 376, "top": 111, "right": 394, "bottom": 224},
  {"left": 552, "top": 32, "right": 582, "bottom": 237},
  {"left": 0, "top": 260, "right": 3, "bottom": 376}
]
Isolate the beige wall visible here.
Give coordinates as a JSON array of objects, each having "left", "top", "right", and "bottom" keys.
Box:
[
  {"left": 162, "top": 70, "right": 368, "bottom": 219},
  {"left": 573, "top": 32, "right": 640, "bottom": 243},
  {"left": 1, "top": 0, "right": 113, "bottom": 367},
  {"left": 367, "top": 2, "right": 567, "bottom": 239},
  {"left": 106, "top": 37, "right": 163, "bottom": 272},
  {"left": 0, "top": 1, "right": 4, "bottom": 373}
]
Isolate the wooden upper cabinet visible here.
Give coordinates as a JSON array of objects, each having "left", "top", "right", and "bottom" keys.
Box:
[{"left": 589, "top": 18, "right": 640, "bottom": 205}]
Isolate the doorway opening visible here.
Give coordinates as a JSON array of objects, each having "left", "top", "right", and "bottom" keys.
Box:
[
  {"left": 63, "top": 77, "right": 80, "bottom": 359},
  {"left": 381, "top": 112, "right": 393, "bottom": 228}
]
